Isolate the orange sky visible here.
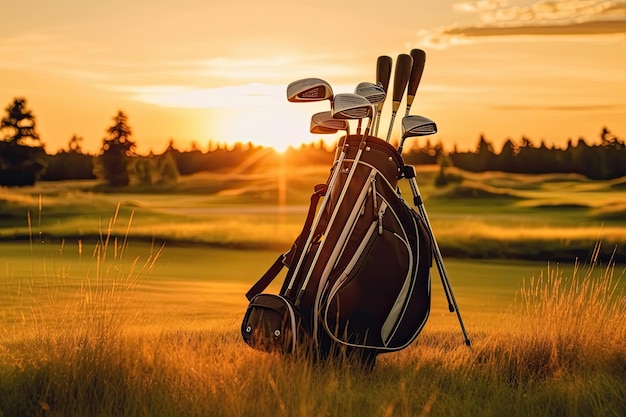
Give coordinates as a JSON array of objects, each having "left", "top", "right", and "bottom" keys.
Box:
[{"left": 1, "top": 0, "right": 625, "bottom": 154}]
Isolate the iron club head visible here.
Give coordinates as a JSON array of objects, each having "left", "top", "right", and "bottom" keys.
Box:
[
  {"left": 331, "top": 93, "right": 374, "bottom": 120},
  {"left": 311, "top": 111, "right": 350, "bottom": 135},
  {"left": 354, "top": 82, "right": 386, "bottom": 106},
  {"left": 401, "top": 115, "right": 437, "bottom": 138},
  {"left": 287, "top": 78, "right": 334, "bottom": 103}
]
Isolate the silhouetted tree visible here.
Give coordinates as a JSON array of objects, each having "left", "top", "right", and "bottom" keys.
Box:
[
  {"left": 0, "top": 97, "right": 47, "bottom": 186},
  {"left": 497, "top": 138, "right": 517, "bottom": 171},
  {"left": 434, "top": 154, "right": 453, "bottom": 187},
  {"left": 474, "top": 134, "right": 496, "bottom": 171},
  {"left": 67, "top": 134, "right": 84, "bottom": 153},
  {"left": 1, "top": 98, "right": 40, "bottom": 145},
  {"left": 93, "top": 110, "right": 136, "bottom": 186},
  {"left": 41, "top": 134, "right": 95, "bottom": 181},
  {"left": 448, "top": 129, "right": 626, "bottom": 180},
  {"left": 156, "top": 151, "right": 180, "bottom": 184}
]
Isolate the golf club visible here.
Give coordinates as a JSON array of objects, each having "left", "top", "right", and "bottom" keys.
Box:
[
  {"left": 331, "top": 93, "right": 375, "bottom": 139},
  {"left": 287, "top": 78, "right": 334, "bottom": 104},
  {"left": 354, "top": 82, "right": 386, "bottom": 135},
  {"left": 385, "top": 53, "right": 413, "bottom": 143},
  {"left": 405, "top": 49, "right": 426, "bottom": 117},
  {"left": 310, "top": 111, "right": 350, "bottom": 136},
  {"left": 332, "top": 93, "right": 374, "bottom": 121},
  {"left": 399, "top": 114, "right": 437, "bottom": 154},
  {"left": 374, "top": 56, "right": 392, "bottom": 137}
]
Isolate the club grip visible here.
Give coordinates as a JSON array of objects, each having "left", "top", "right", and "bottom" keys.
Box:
[
  {"left": 407, "top": 49, "right": 426, "bottom": 103},
  {"left": 391, "top": 54, "right": 413, "bottom": 109},
  {"left": 376, "top": 56, "right": 393, "bottom": 93}
]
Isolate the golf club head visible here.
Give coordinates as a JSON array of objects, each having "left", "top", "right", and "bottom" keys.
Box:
[
  {"left": 287, "top": 78, "right": 334, "bottom": 103},
  {"left": 331, "top": 93, "right": 374, "bottom": 120},
  {"left": 310, "top": 124, "right": 339, "bottom": 134},
  {"left": 401, "top": 115, "right": 438, "bottom": 138},
  {"left": 354, "top": 82, "right": 386, "bottom": 106},
  {"left": 311, "top": 111, "right": 350, "bottom": 134}
]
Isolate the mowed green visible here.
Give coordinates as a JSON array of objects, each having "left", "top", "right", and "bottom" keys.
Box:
[
  {"left": 1, "top": 164, "right": 625, "bottom": 258},
  {"left": 0, "top": 241, "right": 548, "bottom": 329}
]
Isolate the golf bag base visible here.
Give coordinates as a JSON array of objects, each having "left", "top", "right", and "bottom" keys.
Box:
[
  {"left": 241, "top": 292, "right": 379, "bottom": 367},
  {"left": 242, "top": 135, "right": 432, "bottom": 364},
  {"left": 242, "top": 293, "right": 302, "bottom": 354}
]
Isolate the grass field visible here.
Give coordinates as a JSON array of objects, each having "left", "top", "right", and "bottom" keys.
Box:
[
  {"left": 0, "top": 166, "right": 625, "bottom": 416},
  {"left": 0, "top": 240, "right": 624, "bottom": 416}
]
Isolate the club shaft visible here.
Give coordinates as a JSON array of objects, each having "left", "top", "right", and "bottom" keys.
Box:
[
  {"left": 286, "top": 143, "right": 347, "bottom": 295},
  {"left": 385, "top": 112, "right": 397, "bottom": 142},
  {"left": 296, "top": 145, "right": 367, "bottom": 305},
  {"left": 398, "top": 137, "right": 407, "bottom": 155},
  {"left": 404, "top": 102, "right": 413, "bottom": 117},
  {"left": 373, "top": 108, "right": 382, "bottom": 137},
  {"left": 407, "top": 174, "right": 471, "bottom": 347}
]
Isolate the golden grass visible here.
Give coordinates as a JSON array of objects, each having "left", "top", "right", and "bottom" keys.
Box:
[
  {"left": 474, "top": 244, "right": 626, "bottom": 386},
  {"left": 0, "top": 239, "right": 624, "bottom": 416}
]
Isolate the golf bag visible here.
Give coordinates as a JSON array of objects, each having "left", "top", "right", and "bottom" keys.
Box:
[{"left": 241, "top": 134, "right": 432, "bottom": 362}]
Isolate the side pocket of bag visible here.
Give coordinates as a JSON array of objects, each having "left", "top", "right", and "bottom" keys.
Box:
[{"left": 241, "top": 294, "right": 301, "bottom": 354}]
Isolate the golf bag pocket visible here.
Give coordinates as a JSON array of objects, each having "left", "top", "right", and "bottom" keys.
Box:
[{"left": 241, "top": 294, "right": 301, "bottom": 354}]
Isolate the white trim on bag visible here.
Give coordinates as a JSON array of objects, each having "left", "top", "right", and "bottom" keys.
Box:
[
  {"left": 313, "top": 168, "right": 377, "bottom": 341},
  {"left": 276, "top": 294, "right": 298, "bottom": 351}
]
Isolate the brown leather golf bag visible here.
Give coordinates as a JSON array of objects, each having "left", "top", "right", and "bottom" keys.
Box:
[{"left": 241, "top": 134, "right": 432, "bottom": 364}]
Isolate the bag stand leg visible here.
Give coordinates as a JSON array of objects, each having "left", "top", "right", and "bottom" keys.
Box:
[{"left": 404, "top": 165, "right": 471, "bottom": 347}]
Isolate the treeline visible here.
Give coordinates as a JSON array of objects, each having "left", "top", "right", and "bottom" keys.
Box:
[
  {"left": 2, "top": 96, "right": 625, "bottom": 187},
  {"left": 448, "top": 129, "right": 626, "bottom": 180},
  {"left": 0, "top": 98, "right": 181, "bottom": 187},
  {"left": 27, "top": 127, "right": 626, "bottom": 183}
]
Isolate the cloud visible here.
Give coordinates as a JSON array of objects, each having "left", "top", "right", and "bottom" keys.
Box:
[
  {"left": 493, "top": 103, "right": 624, "bottom": 111},
  {"left": 177, "top": 55, "right": 359, "bottom": 81},
  {"left": 117, "top": 82, "right": 357, "bottom": 109},
  {"left": 0, "top": 30, "right": 360, "bottom": 92},
  {"left": 426, "top": 0, "right": 626, "bottom": 45},
  {"left": 453, "top": 0, "right": 510, "bottom": 13},
  {"left": 116, "top": 83, "right": 285, "bottom": 109},
  {"left": 444, "top": 19, "right": 626, "bottom": 36}
]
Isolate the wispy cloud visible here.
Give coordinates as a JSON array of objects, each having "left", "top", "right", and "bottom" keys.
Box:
[
  {"left": 421, "top": 0, "right": 626, "bottom": 47},
  {"left": 117, "top": 83, "right": 285, "bottom": 108},
  {"left": 0, "top": 31, "right": 359, "bottom": 103},
  {"left": 445, "top": 19, "right": 626, "bottom": 36},
  {"left": 171, "top": 55, "right": 359, "bottom": 81},
  {"left": 493, "top": 103, "right": 624, "bottom": 111},
  {"left": 116, "top": 82, "right": 361, "bottom": 109}
]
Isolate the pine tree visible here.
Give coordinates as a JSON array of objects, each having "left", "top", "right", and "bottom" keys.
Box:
[
  {"left": 93, "top": 110, "right": 137, "bottom": 186},
  {"left": 1, "top": 97, "right": 40, "bottom": 145},
  {"left": 0, "top": 97, "right": 46, "bottom": 186}
]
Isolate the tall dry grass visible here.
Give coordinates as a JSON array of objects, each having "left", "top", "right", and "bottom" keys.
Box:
[{"left": 473, "top": 243, "right": 626, "bottom": 386}]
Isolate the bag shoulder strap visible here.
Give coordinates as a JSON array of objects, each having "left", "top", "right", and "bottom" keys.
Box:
[
  {"left": 245, "top": 253, "right": 286, "bottom": 301},
  {"left": 244, "top": 184, "right": 327, "bottom": 301}
]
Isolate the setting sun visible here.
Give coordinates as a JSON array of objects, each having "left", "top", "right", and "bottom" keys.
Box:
[{"left": 209, "top": 100, "right": 340, "bottom": 153}]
